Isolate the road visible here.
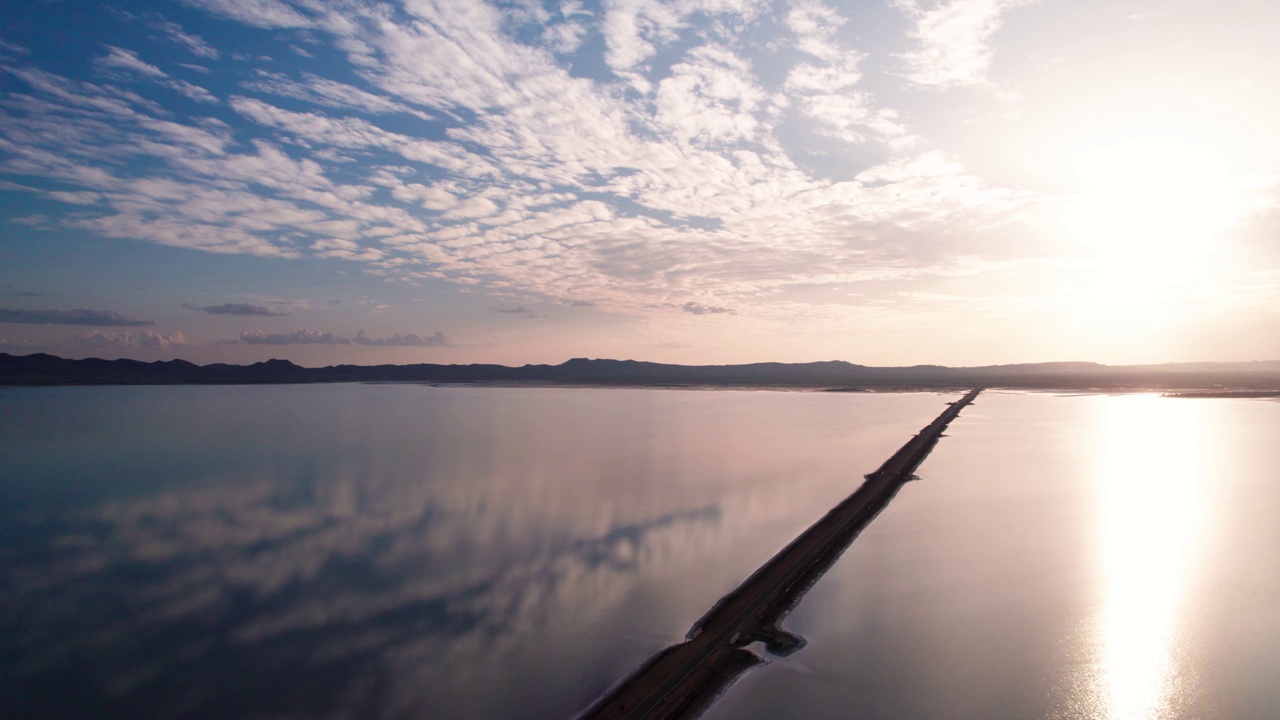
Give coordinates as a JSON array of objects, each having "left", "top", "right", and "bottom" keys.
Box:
[{"left": 576, "top": 387, "right": 983, "bottom": 720}]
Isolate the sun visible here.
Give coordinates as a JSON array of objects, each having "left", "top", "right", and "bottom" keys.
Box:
[
  {"left": 1065, "top": 138, "right": 1239, "bottom": 262},
  {"left": 1053, "top": 134, "right": 1249, "bottom": 332}
]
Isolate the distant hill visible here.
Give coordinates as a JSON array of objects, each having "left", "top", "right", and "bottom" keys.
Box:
[{"left": 4, "top": 352, "right": 1280, "bottom": 391}]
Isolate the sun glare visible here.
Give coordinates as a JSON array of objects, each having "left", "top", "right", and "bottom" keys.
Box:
[
  {"left": 1054, "top": 134, "right": 1248, "bottom": 332},
  {"left": 1066, "top": 139, "right": 1238, "bottom": 260},
  {"left": 1085, "top": 395, "right": 1208, "bottom": 720}
]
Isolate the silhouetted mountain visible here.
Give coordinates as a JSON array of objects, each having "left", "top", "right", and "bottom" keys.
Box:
[{"left": 4, "top": 352, "right": 1280, "bottom": 390}]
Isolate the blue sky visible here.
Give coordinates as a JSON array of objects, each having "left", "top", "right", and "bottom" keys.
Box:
[{"left": 2, "top": 0, "right": 1279, "bottom": 366}]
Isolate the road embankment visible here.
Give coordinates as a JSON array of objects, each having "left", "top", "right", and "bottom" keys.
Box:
[{"left": 576, "top": 387, "right": 983, "bottom": 720}]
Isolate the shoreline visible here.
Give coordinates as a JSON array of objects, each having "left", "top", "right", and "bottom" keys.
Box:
[
  {"left": 5, "top": 352, "right": 1280, "bottom": 393},
  {"left": 7, "top": 378, "right": 1280, "bottom": 398}
]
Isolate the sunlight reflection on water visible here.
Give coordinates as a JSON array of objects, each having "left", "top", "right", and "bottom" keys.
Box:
[
  {"left": 703, "top": 392, "right": 1280, "bottom": 720},
  {"left": 1088, "top": 395, "right": 1208, "bottom": 720}
]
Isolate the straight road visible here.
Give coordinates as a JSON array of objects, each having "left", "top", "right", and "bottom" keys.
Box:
[{"left": 578, "top": 387, "right": 983, "bottom": 720}]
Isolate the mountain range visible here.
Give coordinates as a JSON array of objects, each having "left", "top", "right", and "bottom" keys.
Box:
[{"left": 5, "top": 353, "right": 1280, "bottom": 391}]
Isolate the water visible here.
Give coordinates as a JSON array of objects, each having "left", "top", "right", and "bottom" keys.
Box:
[
  {"left": 705, "top": 391, "right": 1280, "bottom": 720},
  {"left": 1, "top": 386, "right": 1278, "bottom": 719},
  {"left": 0, "top": 385, "right": 940, "bottom": 719}
]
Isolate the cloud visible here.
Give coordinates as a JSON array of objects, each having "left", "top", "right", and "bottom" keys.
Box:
[
  {"left": 0, "top": 284, "right": 41, "bottom": 298},
  {"left": 493, "top": 306, "right": 544, "bottom": 319},
  {"left": 600, "top": 0, "right": 684, "bottom": 88},
  {"left": 781, "top": 2, "right": 915, "bottom": 146},
  {"left": 544, "top": 17, "right": 588, "bottom": 55},
  {"left": 228, "top": 96, "right": 485, "bottom": 176},
  {"left": 177, "top": 0, "right": 315, "bottom": 29},
  {"left": 47, "top": 190, "right": 103, "bottom": 205},
  {"left": 353, "top": 330, "right": 449, "bottom": 347},
  {"left": 150, "top": 16, "right": 220, "bottom": 59},
  {"left": 225, "top": 328, "right": 449, "bottom": 346},
  {"left": 72, "top": 330, "right": 186, "bottom": 349},
  {"left": 93, "top": 46, "right": 219, "bottom": 103},
  {"left": 111, "top": 9, "right": 221, "bottom": 60},
  {"left": 165, "top": 78, "right": 219, "bottom": 103},
  {"left": 0, "top": 308, "right": 154, "bottom": 326},
  {"left": 242, "top": 71, "right": 431, "bottom": 118},
  {"left": 235, "top": 328, "right": 350, "bottom": 345},
  {"left": 894, "top": 0, "right": 1032, "bottom": 88},
  {"left": 185, "top": 302, "right": 289, "bottom": 316},
  {"left": 0, "top": 0, "right": 1034, "bottom": 324},
  {"left": 8, "top": 214, "right": 50, "bottom": 227},
  {"left": 95, "top": 46, "right": 167, "bottom": 78},
  {"left": 0, "top": 39, "right": 32, "bottom": 57},
  {"left": 682, "top": 302, "right": 732, "bottom": 315}
]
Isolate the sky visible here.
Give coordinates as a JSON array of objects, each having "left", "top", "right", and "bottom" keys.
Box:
[{"left": 1, "top": 0, "right": 1279, "bottom": 367}]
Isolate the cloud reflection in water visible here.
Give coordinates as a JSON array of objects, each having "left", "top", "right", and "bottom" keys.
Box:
[{"left": 0, "top": 385, "right": 931, "bottom": 719}]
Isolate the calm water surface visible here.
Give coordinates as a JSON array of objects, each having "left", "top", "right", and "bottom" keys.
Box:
[
  {"left": 1, "top": 386, "right": 1278, "bottom": 719},
  {"left": 707, "top": 391, "right": 1280, "bottom": 720}
]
